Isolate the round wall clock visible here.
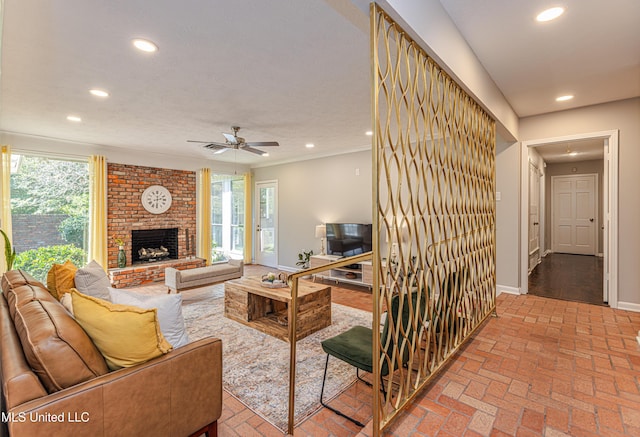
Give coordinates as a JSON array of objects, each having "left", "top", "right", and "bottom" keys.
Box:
[{"left": 141, "top": 185, "right": 172, "bottom": 214}]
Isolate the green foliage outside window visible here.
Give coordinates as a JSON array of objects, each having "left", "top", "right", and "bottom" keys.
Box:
[
  {"left": 10, "top": 156, "right": 89, "bottom": 265},
  {"left": 13, "top": 244, "right": 87, "bottom": 283},
  {"left": 58, "top": 214, "right": 88, "bottom": 248},
  {"left": 11, "top": 157, "right": 89, "bottom": 215}
]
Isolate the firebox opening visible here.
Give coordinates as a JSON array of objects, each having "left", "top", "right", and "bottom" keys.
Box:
[{"left": 131, "top": 228, "right": 179, "bottom": 264}]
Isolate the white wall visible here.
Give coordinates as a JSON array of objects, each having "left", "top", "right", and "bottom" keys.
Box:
[
  {"left": 251, "top": 150, "right": 372, "bottom": 270},
  {"left": 519, "top": 98, "right": 640, "bottom": 305},
  {"left": 495, "top": 142, "right": 520, "bottom": 293}
]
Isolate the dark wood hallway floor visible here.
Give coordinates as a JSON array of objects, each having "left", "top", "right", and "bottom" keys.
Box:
[{"left": 528, "top": 253, "right": 605, "bottom": 306}]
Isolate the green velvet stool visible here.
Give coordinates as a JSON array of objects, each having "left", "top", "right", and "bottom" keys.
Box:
[{"left": 320, "top": 290, "right": 425, "bottom": 426}]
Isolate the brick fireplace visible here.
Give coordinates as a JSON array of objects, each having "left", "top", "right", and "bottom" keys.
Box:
[{"left": 107, "top": 163, "right": 197, "bottom": 270}]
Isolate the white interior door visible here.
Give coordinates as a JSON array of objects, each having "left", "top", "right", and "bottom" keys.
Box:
[
  {"left": 552, "top": 174, "right": 597, "bottom": 255},
  {"left": 255, "top": 180, "right": 278, "bottom": 267},
  {"left": 528, "top": 162, "right": 541, "bottom": 272}
]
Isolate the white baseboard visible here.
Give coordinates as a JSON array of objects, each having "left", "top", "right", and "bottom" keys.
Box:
[
  {"left": 616, "top": 301, "right": 640, "bottom": 313},
  {"left": 543, "top": 250, "right": 552, "bottom": 257},
  {"left": 277, "top": 265, "right": 297, "bottom": 273},
  {"left": 497, "top": 284, "right": 520, "bottom": 296},
  {"left": 597, "top": 253, "right": 604, "bottom": 258}
]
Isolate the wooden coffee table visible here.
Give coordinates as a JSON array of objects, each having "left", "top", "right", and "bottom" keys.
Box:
[{"left": 224, "top": 277, "right": 331, "bottom": 342}]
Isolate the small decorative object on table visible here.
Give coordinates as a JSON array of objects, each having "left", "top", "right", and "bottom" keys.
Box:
[
  {"left": 117, "top": 248, "right": 126, "bottom": 269},
  {"left": 261, "top": 272, "right": 289, "bottom": 288},
  {"left": 113, "top": 236, "right": 126, "bottom": 268}
]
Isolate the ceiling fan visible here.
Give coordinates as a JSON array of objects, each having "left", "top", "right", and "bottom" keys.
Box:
[{"left": 188, "top": 126, "right": 279, "bottom": 156}]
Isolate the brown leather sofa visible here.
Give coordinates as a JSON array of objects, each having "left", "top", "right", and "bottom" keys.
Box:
[{"left": 0, "top": 270, "right": 222, "bottom": 437}]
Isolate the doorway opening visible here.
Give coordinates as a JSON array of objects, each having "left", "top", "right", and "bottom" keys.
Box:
[{"left": 520, "top": 130, "right": 619, "bottom": 307}]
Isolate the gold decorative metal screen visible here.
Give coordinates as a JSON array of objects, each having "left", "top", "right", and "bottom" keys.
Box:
[{"left": 370, "top": 4, "right": 496, "bottom": 433}]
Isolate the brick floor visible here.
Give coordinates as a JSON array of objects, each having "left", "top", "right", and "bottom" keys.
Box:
[{"left": 145, "top": 264, "right": 640, "bottom": 436}]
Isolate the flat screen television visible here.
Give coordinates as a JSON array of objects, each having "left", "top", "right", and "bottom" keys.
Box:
[{"left": 326, "top": 223, "right": 372, "bottom": 257}]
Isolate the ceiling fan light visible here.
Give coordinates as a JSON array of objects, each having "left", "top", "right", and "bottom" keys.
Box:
[
  {"left": 536, "top": 7, "right": 565, "bottom": 22},
  {"left": 305, "top": 143, "right": 315, "bottom": 148},
  {"left": 365, "top": 131, "right": 373, "bottom": 136},
  {"left": 66, "top": 115, "right": 82, "bottom": 122}
]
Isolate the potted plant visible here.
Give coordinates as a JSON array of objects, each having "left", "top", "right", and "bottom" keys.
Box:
[
  {"left": 0, "top": 229, "right": 16, "bottom": 271},
  {"left": 296, "top": 250, "right": 314, "bottom": 269}
]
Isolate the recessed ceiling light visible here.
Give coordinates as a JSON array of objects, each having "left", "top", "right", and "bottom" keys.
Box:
[
  {"left": 305, "top": 143, "right": 315, "bottom": 148},
  {"left": 66, "top": 115, "right": 82, "bottom": 122},
  {"left": 365, "top": 131, "right": 373, "bottom": 136},
  {"left": 262, "top": 152, "right": 269, "bottom": 157},
  {"left": 89, "top": 89, "right": 109, "bottom": 98},
  {"left": 536, "top": 7, "right": 565, "bottom": 22},
  {"left": 556, "top": 94, "right": 574, "bottom": 102},
  {"left": 132, "top": 38, "right": 158, "bottom": 53}
]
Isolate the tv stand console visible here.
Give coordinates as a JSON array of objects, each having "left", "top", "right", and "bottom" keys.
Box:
[{"left": 309, "top": 254, "right": 372, "bottom": 289}]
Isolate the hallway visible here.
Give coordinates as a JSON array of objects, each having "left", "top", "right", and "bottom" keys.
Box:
[{"left": 528, "top": 253, "right": 605, "bottom": 306}]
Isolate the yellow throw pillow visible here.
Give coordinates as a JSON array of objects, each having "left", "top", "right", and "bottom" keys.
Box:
[
  {"left": 46, "top": 260, "right": 78, "bottom": 300},
  {"left": 70, "top": 290, "right": 172, "bottom": 370}
]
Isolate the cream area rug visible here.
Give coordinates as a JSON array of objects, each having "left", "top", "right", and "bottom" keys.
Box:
[{"left": 137, "top": 284, "right": 373, "bottom": 432}]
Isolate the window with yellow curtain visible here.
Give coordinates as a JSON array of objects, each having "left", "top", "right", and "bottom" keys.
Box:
[
  {"left": 211, "top": 174, "right": 245, "bottom": 261},
  {"left": 9, "top": 153, "right": 89, "bottom": 281}
]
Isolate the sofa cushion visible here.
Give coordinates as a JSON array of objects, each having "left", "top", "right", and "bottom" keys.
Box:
[
  {"left": 12, "top": 296, "right": 109, "bottom": 393},
  {"left": 71, "top": 290, "right": 173, "bottom": 370},
  {"left": 2, "top": 270, "right": 58, "bottom": 321},
  {"left": 46, "top": 260, "right": 78, "bottom": 300},
  {"left": 74, "top": 260, "right": 111, "bottom": 301},
  {"left": 109, "top": 288, "right": 189, "bottom": 348}
]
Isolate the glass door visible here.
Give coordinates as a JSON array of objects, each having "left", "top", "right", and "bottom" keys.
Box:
[{"left": 255, "top": 180, "right": 277, "bottom": 267}]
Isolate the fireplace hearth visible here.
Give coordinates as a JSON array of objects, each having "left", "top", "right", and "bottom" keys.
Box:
[{"left": 131, "top": 228, "right": 178, "bottom": 264}]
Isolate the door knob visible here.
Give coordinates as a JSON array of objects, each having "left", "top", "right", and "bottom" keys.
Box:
[
  {"left": 533, "top": 222, "right": 539, "bottom": 225},
  {"left": 589, "top": 218, "right": 594, "bottom": 222}
]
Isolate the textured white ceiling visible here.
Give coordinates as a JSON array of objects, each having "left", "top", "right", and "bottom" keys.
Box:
[{"left": 1, "top": 0, "right": 638, "bottom": 166}]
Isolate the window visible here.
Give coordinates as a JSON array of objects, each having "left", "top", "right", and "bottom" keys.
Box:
[
  {"left": 211, "top": 174, "right": 245, "bottom": 262},
  {"left": 10, "top": 154, "right": 89, "bottom": 281}
]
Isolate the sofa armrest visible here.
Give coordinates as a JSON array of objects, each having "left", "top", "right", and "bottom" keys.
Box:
[
  {"left": 165, "top": 266, "right": 181, "bottom": 289},
  {"left": 8, "top": 338, "right": 223, "bottom": 437}
]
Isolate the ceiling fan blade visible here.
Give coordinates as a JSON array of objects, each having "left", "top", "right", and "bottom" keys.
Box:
[
  {"left": 245, "top": 141, "right": 279, "bottom": 147},
  {"left": 222, "top": 132, "right": 238, "bottom": 145},
  {"left": 187, "top": 140, "right": 218, "bottom": 143},
  {"left": 203, "top": 142, "right": 229, "bottom": 150},
  {"left": 241, "top": 145, "right": 268, "bottom": 156}
]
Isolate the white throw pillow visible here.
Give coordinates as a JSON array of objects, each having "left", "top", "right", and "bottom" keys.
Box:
[
  {"left": 74, "top": 260, "right": 111, "bottom": 301},
  {"left": 109, "top": 288, "right": 189, "bottom": 348}
]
